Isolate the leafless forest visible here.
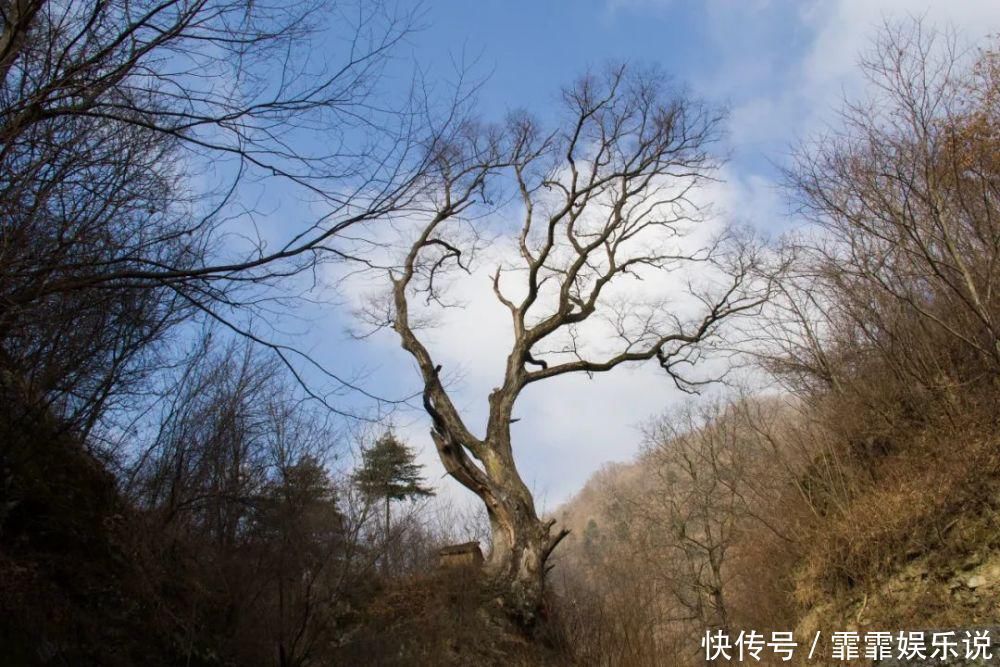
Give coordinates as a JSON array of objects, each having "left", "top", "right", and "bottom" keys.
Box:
[{"left": 1, "top": 1, "right": 999, "bottom": 665}]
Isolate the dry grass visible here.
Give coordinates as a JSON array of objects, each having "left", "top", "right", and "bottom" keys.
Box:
[{"left": 332, "top": 566, "right": 574, "bottom": 666}]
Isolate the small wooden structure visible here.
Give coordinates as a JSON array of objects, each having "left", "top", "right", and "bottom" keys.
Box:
[{"left": 437, "top": 541, "right": 484, "bottom": 569}]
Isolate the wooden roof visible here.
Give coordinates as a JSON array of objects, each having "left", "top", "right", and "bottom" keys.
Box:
[{"left": 437, "top": 541, "right": 482, "bottom": 556}]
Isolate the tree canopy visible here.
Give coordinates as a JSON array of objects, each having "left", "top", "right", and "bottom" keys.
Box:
[{"left": 352, "top": 432, "right": 435, "bottom": 504}]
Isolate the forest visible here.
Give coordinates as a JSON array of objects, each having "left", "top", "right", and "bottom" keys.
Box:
[{"left": 1, "top": 1, "right": 999, "bottom": 665}]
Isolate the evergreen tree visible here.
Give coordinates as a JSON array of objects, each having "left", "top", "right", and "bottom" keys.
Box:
[{"left": 352, "top": 433, "right": 434, "bottom": 570}]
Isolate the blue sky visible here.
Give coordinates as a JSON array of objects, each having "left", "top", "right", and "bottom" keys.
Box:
[
  {"left": 407, "top": 1, "right": 810, "bottom": 205},
  {"left": 264, "top": 0, "right": 1000, "bottom": 512}
]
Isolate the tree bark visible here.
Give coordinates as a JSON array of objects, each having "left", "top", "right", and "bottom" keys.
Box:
[
  {"left": 479, "top": 447, "right": 552, "bottom": 624},
  {"left": 485, "top": 501, "right": 549, "bottom": 624},
  {"left": 429, "top": 426, "right": 563, "bottom": 624}
]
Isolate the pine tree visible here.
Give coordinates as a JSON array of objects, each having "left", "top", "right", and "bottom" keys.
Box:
[{"left": 352, "top": 432, "right": 434, "bottom": 571}]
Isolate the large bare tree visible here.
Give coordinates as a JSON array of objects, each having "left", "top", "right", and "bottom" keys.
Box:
[{"left": 380, "top": 65, "right": 774, "bottom": 622}]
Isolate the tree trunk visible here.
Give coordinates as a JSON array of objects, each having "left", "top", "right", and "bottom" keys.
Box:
[
  {"left": 384, "top": 495, "right": 391, "bottom": 575},
  {"left": 430, "top": 424, "right": 566, "bottom": 626},
  {"left": 707, "top": 551, "right": 729, "bottom": 632},
  {"left": 393, "top": 282, "right": 568, "bottom": 625},
  {"left": 481, "top": 461, "right": 550, "bottom": 624}
]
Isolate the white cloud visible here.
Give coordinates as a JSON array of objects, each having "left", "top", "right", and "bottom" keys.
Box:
[
  {"left": 723, "top": 1, "right": 1000, "bottom": 153},
  {"left": 801, "top": 0, "right": 1000, "bottom": 88}
]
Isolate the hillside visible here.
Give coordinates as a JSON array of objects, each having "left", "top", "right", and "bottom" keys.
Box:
[{"left": 552, "top": 391, "right": 1000, "bottom": 664}]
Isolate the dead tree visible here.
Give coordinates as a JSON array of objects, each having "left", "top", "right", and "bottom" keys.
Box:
[{"left": 384, "top": 65, "right": 774, "bottom": 623}]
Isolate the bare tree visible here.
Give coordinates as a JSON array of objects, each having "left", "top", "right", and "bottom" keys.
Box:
[
  {"left": 554, "top": 395, "right": 800, "bottom": 666},
  {"left": 126, "top": 334, "right": 373, "bottom": 666},
  {"left": 381, "top": 65, "right": 774, "bottom": 622},
  {"left": 0, "top": 0, "right": 447, "bottom": 431},
  {"left": 638, "top": 401, "right": 759, "bottom": 635},
  {"left": 775, "top": 21, "right": 1000, "bottom": 396}
]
